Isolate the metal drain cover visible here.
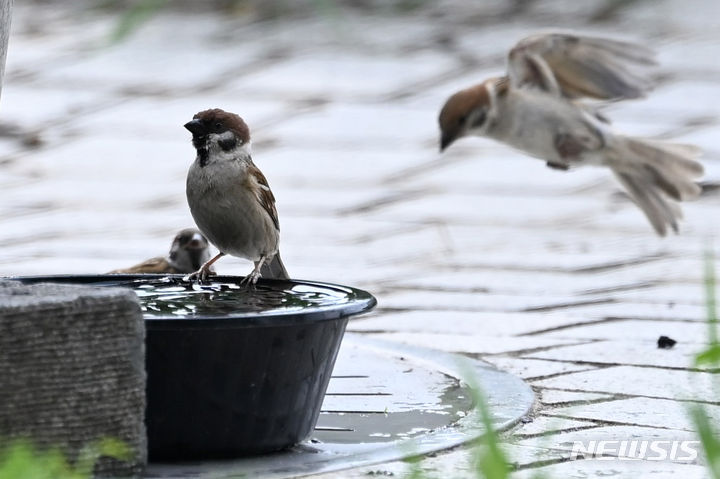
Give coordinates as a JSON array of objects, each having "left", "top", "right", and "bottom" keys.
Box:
[{"left": 145, "top": 334, "right": 534, "bottom": 478}]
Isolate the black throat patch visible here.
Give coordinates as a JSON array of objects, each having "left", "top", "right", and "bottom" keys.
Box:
[{"left": 197, "top": 147, "right": 209, "bottom": 168}]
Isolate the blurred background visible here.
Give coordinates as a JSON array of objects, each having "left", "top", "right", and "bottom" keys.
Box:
[{"left": 0, "top": 0, "right": 718, "bottom": 286}]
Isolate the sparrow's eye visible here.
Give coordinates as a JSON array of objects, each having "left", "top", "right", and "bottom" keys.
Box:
[
  {"left": 457, "top": 115, "right": 467, "bottom": 125},
  {"left": 214, "top": 122, "right": 223, "bottom": 131},
  {"left": 471, "top": 111, "right": 487, "bottom": 128}
]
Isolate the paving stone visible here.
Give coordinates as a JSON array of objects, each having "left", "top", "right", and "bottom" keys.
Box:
[
  {"left": 381, "top": 269, "right": 663, "bottom": 299},
  {"left": 546, "top": 301, "right": 708, "bottom": 323},
  {"left": 4, "top": 3, "right": 113, "bottom": 74},
  {"left": 360, "top": 332, "right": 583, "bottom": 355},
  {"left": 581, "top": 202, "right": 720, "bottom": 239},
  {"left": 5, "top": 136, "right": 188, "bottom": 187},
  {"left": 229, "top": 14, "right": 447, "bottom": 55},
  {"left": 658, "top": 34, "right": 720, "bottom": 73},
  {"left": 408, "top": 248, "right": 673, "bottom": 280},
  {"left": 276, "top": 184, "right": 405, "bottom": 216},
  {"left": 435, "top": 225, "right": 674, "bottom": 268},
  {"left": 227, "top": 51, "right": 459, "bottom": 101},
  {"left": 377, "top": 289, "right": 611, "bottom": 313},
  {"left": 396, "top": 150, "right": 610, "bottom": 194},
  {"left": 311, "top": 442, "right": 567, "bottom": 479},
  {"left": 308, "top": 446, "right": 474, "bottom": 479},
  {"left": 481, "top": 357, "right": 594, "bottom": 380},
  {"left": 67, "top": 94, "right": 288, "bottom": 142},
  {"left": 34, "top": 13, "right": 267, "bottom": 92},
  {"left": 537, "top": 319, "right": 710, "bottom": 343},
  {"left": 370, "top": 191, "right": 603, "bottom": 228},
  {"left": 534, "top": 366, "right": 719, "bottom": 403},
  {"left": 513, "top": 460, "right": 710, "bottom": 479},
  {"left": 606, "top": 283, "right": 716, "bottom": 307},
  {"left": 548, "top": 397, "right": 720, "bottom": 432},
  {"left": 516, "top": 425, "right": 700, "bottom": 453},
  {"left": 501, "top": 442, "right": 569, "bottom": 469},
  {"left": 405, "top": 442, "right": 566, "bottom": 477},
  {"left": 347, "top": 310, "right": 588, "bottom": 337},
  {"left": 259, "top": 146, "right": 429, "bottom": 185},
  {"left": 0, "top": 83, "right": 113, "bottom": 130},
  {"left": 511, "top": 415, "right": 597, "bottom": 437},
  {"left": 526, "top": 340, "right": 713, "bottom": 370},
  {"left": 263, "top": 102, "right": 436, "bottom": 150},
  {"left": 540, "top": 390, "right": 615, "bottom": 406}
]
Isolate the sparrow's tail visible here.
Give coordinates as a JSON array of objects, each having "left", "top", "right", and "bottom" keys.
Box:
[
  {"left": 608, "top": 136, "right": 704, "bottom": 236},
  {"left": 260, "top": 251, "right": 290, "bottom": 280}
]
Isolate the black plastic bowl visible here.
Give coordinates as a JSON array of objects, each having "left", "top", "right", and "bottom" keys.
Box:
[{"left": 11, "top": 274, "right": 377, "bottom": 460}]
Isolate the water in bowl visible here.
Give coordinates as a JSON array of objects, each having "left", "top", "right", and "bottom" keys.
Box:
[{"left": 124, "top": 276, "right": 357, "bottom": 318}]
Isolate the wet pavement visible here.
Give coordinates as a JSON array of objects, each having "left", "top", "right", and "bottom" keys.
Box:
[{"left": 1, "top": 0, "right": 720, "bottom": 477}]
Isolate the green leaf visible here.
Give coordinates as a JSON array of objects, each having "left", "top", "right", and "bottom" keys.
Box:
[
  {"left": 0, "top": 440, "right": 74, "bottom": 479},
  {"left": 690, "top": 406, "right": 720, "bottom": 478},
  {"left": 696, "top": 343, "right": 720, "bottom": 368},
  {"left": 403, "top": 454, "right": 431, "bottom": 479},
  {"left": 459, "top": 363, "right": 510, "bottom": 479},
  {"left": 75, "top": 437, "right": 132, "bottom": 477},
  {"left": 0, "top": 437, "right": 131, "bottom": 479}
]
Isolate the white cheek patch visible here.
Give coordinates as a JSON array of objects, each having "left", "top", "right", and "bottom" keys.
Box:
[
  {"left": 216, "top": 130, "right": 235, "bottom": 142},
  {"left": 484, "top": 82, "right": 499, "bottom": 128},
  {"left": 238, "top": 141, "right": 251, "bottom": 157}
]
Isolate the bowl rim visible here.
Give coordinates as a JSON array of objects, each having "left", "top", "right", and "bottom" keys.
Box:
[{"left": 8, "top": 274, "right": 377, "bottom": 329}]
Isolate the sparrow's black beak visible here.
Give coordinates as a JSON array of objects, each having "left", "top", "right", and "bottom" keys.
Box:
[
  {"left": 440, "top": 132, "right": 456, "bottom": 152},
  {"left": 184, "top": 119, "right": 206, "bottom": 137}
]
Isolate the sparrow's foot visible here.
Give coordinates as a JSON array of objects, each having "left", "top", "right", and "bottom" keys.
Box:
[
  {"left": 184, "top": 252, "right": 225, "bottom": 284},
  {"left": 239, "top": 270, "right": 261, "bottom": 287},
  {"left": 240, "top": 256, "right": 267, "bottom": 287},
  {"left": 183, "top": 264, "right": 214, "bottom": 284}
]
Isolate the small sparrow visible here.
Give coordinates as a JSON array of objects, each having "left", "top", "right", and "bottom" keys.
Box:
[
  {"left": 439, "top": 32, "right": 704, "bottom": 236},
  {"left": 183, "top": 108, "right": 289, "bottom": 284},
  {"left": 109, "top": 228, "right": 212, "bottom": 274}
]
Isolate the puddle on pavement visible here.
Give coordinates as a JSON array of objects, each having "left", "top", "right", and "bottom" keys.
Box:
[
  {"left": 313, "top": 342, "right": 475, "bottom": 444},
  {"left": 315, "top": 384, "right": 473, "bottom": 444}
]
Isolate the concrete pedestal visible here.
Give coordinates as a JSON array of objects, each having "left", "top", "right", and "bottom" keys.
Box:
[{"left": 0, "top": 281, "right": 146, "bottom": 476}]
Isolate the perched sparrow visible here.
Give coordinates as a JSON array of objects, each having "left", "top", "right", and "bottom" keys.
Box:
[
  {"left": 183, "top": 108, "right": 289, "bottom": 284},
  {"left": 439, "top": 32, "right": 704, "bottom": 236},
  {"left": 109, "top": 228, "right": 212, "bottom": 274}
]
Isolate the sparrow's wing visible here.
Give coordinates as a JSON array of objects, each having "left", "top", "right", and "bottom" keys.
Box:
[
  {"left": 247, "top": 161, "right": 280, "bottom": 231},
  {"left": 108, "top": 257, "right": 177, "bottom": 274},
  {"left": 507, "top": 32, "right": 656, "bottom": 100}
]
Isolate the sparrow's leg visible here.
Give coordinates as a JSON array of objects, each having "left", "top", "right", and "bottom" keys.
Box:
[
  {"left": 184, "top": 252, "right": 225, "bottom": 283},
  {"left": 240, "top": 255, "right": 267, "bottom": 287}
]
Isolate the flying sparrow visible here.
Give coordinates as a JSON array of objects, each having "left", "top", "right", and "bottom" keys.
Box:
[
  {"left": 109, "top": 228, "right": 212, "bottom": 275},
  {"left": 183, "top": 108, "right": 289, "bottom": 284},
  {"left": 439, "top": 32, "right": 704, "bottom": 236}
]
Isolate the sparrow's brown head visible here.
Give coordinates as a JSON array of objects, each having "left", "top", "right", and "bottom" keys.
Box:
[
  {"left": 438, "top": 83, "right": 492, "bottom": 152},
  {"left": 168, "top": 228, "right": 212, "bottom": 272},
  {"left": 184, "top": 108, "right": 252, "bottom": 166},
  {"left": 184, "top": 108, "right": 250, "bottom": 151}
]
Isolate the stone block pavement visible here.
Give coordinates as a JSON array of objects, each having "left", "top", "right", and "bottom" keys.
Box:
[{"left": 1, "top": 0, "right": 719, "bottom": 477}]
